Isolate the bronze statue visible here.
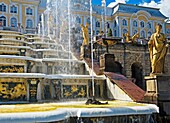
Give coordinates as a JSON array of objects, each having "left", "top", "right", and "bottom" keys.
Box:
[
  {"left": 80, "top": 23, "right": 89, "bottom": 46},
  {"left": 148, "top": 24, "right": 169, "bottom": 74}
]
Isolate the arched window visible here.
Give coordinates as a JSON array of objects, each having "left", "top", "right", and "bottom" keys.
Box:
[
  {"left": 0, "top": 16, "right": 6, "bottom": 26},
  {"left": 148, "top": 31, "right": 152, "bottom": 38},
  {"left": 107, "top": 22, "right": 110, "bottom": 28},
  {"left": 87, "top": 17, "right": 90, "bottom": 24},
  {"left": 10, "top": 5, "right": 17, "bottom": 13},
  {"left": 147, "top": 22, "right": 151, "bottom": 29},
  {"left": 122, "top": 19, "right": 127, "bottom": 26},
  {"left": 133, "top": 30, "right": 138, "bottom": 35},
  {"left": 96, "top": 30, "right": 100, "bottom": 35},
  {"left": 133, "top": 20, "right": 138, "bottom": 27},
  {"left": 26, "top": 7, "right": 33, "bottom": 15},
  {"left": 141, "top": 30, "right": 145, "bottom": 38},
  {"left": 114, "top": 20, "right": 117, "bottom": 28},
  {"left": 140, "top": 21, "right": 145, "bottom": 28},
  {"left": 11, "top": 17, "right": 17, "bottom": 27},
  {"left": 167, "top": 28, "right": 170, "bottom": 34},
  {"left": 96, "top": 21, "right": 100, "bottom": 27},
  {"left": 0, "top": 3, "right": 6, "bottom": 12},
  {"left": 26, "top": 19, "right": 33, "bottom": 28},
  {"left": 123, "top": 28, "right": 128, "bottom": 34},
  {"left": 76, "top": 16, "right": 81, "bottom": 23}
]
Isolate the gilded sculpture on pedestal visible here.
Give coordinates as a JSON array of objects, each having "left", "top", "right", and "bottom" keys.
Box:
[
  {"left": 124, "top": 31, "right": 131, "bottom": 42},
  {"left": 148, "top": 24, "right": 169, "bottom": 74},
  {"left": 80, "top": 23, "right": 89, "bottom": 46},
  {"left": 132, "top": 32, "right": 140, "bottom": 42},
  {"left": 124, "top": 32, "right": 140, "bottom": 43}
]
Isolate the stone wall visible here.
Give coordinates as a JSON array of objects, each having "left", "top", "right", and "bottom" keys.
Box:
[{"left": 108, "top": 43, "right": 170, "bottom": 87}]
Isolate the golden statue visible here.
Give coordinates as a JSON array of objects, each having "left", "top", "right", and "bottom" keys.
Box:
[
  {"left": 123, "top": 31, "right": 131, "bottom": 42},
  {"left": 148, "top": 24, "right": 169, "bottom": 74},
  {"left": 132, "top": 32, "right": 140, "bottom": 42},
  {"left": 80, "top": 23, "right": 89, "bottom": 46}
]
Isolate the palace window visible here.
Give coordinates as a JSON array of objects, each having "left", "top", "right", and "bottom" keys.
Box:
[
  {"left": 147, "top": 22, "right": 152, "bottom": 29},
  {"left": 167, "top": 28, "right": 170, "bottom": 34},
  {"left": 10, "top": 5, "right": 17, "bottom": 13},
  {"left": 133, "top": 20, "right": 138, "bottom": 27},
  {"left": 96, "top": 30, "right": 100, "bottom": 35},
  {"left": 122, "top": 19, "right": 127, "bottom": 26},
  {"left": 0, "top": 16, "right": 6, "bottom": 26},
  {"left": 0, "top": 3, "right": 6, "bottom": 12},
  {"left": 123, "top": 28, "right": 128, "bottom": 34},
  {"left": 26, "top": 19, "right": 33, "bottom": 28},
  {"left": 107, "top": 22, "right": 110, "bottom": 28},
  {"left": 76, "top": 16, "right": 81, "bottom": 23},
  {"left": 133, "top": 30, "right": 138, "bottom": 35},
  {"left": 96, "top": 21, "right": 100, "bottom": 27},
  {"left": 26, "top": 7, "right": 33, "bottom": 15},
  {"left": 148, "top": 31, "right": 152, "bottom": 38},
  {"left": 140, "top": 21, "right": 145, "bottom": 28},
  {"left": 87, "top": 17, "right": 90, "bottom": 24},
  {"left": 114, "top": 20, "right": 117, "bottom": 28},
  {"left": 141, "top": 30, "right": 145, "bottom": 38},
  {"left": 11, "top": 17, "right": 17, "bottom": 27}
]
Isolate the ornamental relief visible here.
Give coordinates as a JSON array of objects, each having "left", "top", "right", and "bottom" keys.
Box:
[
  {"left": 0, "top": 65, "right": 24, "bottom": 73},
  {"left": 0, "top": 81, "right": 27, "bottom": 100}
]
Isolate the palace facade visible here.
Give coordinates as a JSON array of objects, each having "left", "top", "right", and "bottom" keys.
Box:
[
  {"left": 0, "top": 0, "right": 46, "bottom": 33},
  {"left": 0, "top": 0, "right": 170, "bottom": 39},
  {"left": 70, "top": 0, "right": 170, "bottom": 39}
]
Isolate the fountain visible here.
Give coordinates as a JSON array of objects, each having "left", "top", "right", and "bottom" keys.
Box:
[{"left": 0, "top": 0, "right": 159, "bottom": 122}]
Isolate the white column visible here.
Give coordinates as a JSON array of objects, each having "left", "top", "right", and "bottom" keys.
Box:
[
  {"left": 117, "top": 17, "right": 121, "bottom": 37},
  {"left": 35, "top": 6, "right": 38, "bottom": 28},
  {"left": 130, "top": 18, "right": 132, "bottom": 35},
  {"left": 19, "top": 4, "right": 22, "bottom": 24}
]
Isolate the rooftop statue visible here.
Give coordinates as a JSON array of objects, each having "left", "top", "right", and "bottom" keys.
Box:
[
  {"left": 148, "top": 24, "right": 169, "bottom": 74},
  {"left": 80, "top": 23, "right": 89, "bottom": 46}
]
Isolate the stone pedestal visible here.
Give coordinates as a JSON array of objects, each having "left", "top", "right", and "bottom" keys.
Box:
[
  {"left": 144, "top": 74, "right": 170, "bottom": 116},
  {"left": 80, "top": 45, "right": 90, "bottom": 59}
]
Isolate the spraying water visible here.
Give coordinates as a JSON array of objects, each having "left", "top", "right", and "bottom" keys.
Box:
[
  {"left": 90, "top": 0, "right": 95, "bottom": 97},
  {"left": 68, "top": 0, "right": 71, "bottom": 72},
  {"left": 102, "top": 0, "right": 107, "bottom": 37},
  {"left": 41, "top": 13, "right": 45, "bottom": 41}
]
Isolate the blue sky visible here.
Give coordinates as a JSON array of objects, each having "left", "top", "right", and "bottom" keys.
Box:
[
  {"left": 92, "top": 0, "right": 161, "bottom": 6},
  {"left": 92, "top": 0, "right": 170, "bottom": 18}
]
